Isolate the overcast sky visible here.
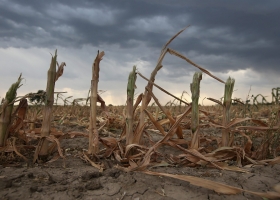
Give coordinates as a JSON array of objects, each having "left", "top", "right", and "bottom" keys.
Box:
[{"left": 1, "top": 0, "right": 279, "bottom": 106}]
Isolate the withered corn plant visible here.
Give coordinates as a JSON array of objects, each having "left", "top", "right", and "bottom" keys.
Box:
[
  {"left": 136, "top": 27, "right": 189, "bottom": 144},
  {"left": 136, "top": 26, "right": 225, "bottom": 143},
  {"left": 222, "top": 77, "right": 235, "bottom": 146},
  {"left": 38, "top": 50, "right": 66, "bottom": 159},
  {"left": 126, "top": 66, "right": 137, "bottom": 145},
  {"left": 0, "top": 74, "right": 22, "bottom": 147},
  {"left": 190, "top": 72, "right": 202, "bottom": 149},
  {"left": 88, "top": 50, "right": 104, "bottom": 154},
  {"left": 272, "top": 87, "right": 280, "bottom": 104}
]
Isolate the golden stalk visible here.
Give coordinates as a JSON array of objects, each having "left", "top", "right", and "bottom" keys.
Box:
[
  {"left": 39, "top": 50, "right": 58, "bottom": 158},
  {"left": 39, "top": 50, "right": 65, "bottom": 159},
  {"left": 88, "top": 50, "right": 105, "bottom": 154}
]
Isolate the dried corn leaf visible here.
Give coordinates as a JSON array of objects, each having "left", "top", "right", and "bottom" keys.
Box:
[
  {"left": 83, "top": 152, "right": 104, "bottom": 172},
  {"left": 168, "top": 48, "right": 225, "bottom": 83},
  {"left": 245, "top": 155, "right": 267, "bottom": 165},
  {"left": 238, "top": 131, "right": 252, "bottom": 154},
  {"left": 138, "top": 72, "right": 189, "bottom": 106},
  {"left": 263, "top": 156, "right": 280, "bottom": 165},
  {"left": 46, "top": 135, "right": 64, "bottom": 158},
  {"left": 146, "top": 86, "right": 184, "bottom": 138},
  {"left": 124, "top": 144, "right": 149, "bottom": 158},
  {"left": 143, "top": 170, "right": 280, "bottom": 199},
  {"left": 55, "top": 62, "right": 66, "bottom": 82},
  {"left": 10, "top": 137, "right": 28, "bottom": 162},
  {"left": 68, "top": 131, "right": 88, "bottom": 138},
  {"left": 161, "top": 26, "right": 189, "bottom": 53},
  {"left": 9, "top": 98, "right": 28, "bottom": 133},
  {"left": 161, "top": 105, "right": 192, "bottom": 143},
  {"left": 158, "top": 118, "right": 170, "bottom": 126},
  {"left": 207, "top": 98, "right": 223, "bottom": 106},
  {"left": 144, "top": 109, "right": 166, "bottom": 136},
  {"left": 237, "top": 126, "right": 279, "bottom": 130},
  {"left": 99, "top": 137, "right": 118, "bottom": 149},
  {"left": 175, "top": 145, "right": 222, "bottom": 170},
  {"left": 97, "top": 94, "right": 106, "bottom": 110},
  {"left": 251, "top": 119, "right": 268, "bottom": 127},
  {"left": 226, "top": 118, "right": 251, "bottom": 128},
  {"left": 214, "top": 162, "right": 249, "bottom": 173}
]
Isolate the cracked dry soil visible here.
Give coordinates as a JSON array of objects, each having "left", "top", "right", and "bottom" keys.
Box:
[{"left": 0, "top": 137, "right": 279, "bottom": 200}]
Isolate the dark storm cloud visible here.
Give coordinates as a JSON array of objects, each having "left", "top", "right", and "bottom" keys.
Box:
[{"left": 0, "top": 0, "right": 280, "bottom": 74}]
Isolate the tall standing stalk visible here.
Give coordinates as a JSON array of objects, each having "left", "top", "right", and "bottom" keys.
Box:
[
  {"left": 0, "top": 74, "right": 22, "bottom": 147},
  {"left": 39, "top": 50, "right": 65, "bottom": 159},
  {"left": 39, "top": 50, "right": 57, "bottom": 158},
  {"left": 222, "top": 77, "right": 235, "bottom": 146},
  {"left": 88, "top": 50, "right": 105, "bottom": 154},
  {"left": 126, "top": 66, "right": 137, "bottom": 145},
  {"left": 190, "top": 72, "right": 202, "bottom": 149}
]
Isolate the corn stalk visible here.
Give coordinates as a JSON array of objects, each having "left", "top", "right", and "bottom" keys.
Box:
[
  {"left": 135, "top": 27, "right": 225, "bottom": 144},
  {"left": 0, "top": 74, "right": 22, "bottom": 147},
  {"left": 135, "top": 27, "right": 188, "bottom": 144},
  {"left": 126, "top": 66, "right": 137, "bottom": 145},
  {"left": 222, "top": 77, "right": 235, "bottom": 147},
  {"left": 39, "top": 50, "right": 57, "bottom": 158},
  {"left": 39, "top": 50, "right": 65, "bottom": 159},
  {"left": 272, "top": 87, "right": 280, "bottom": 104},
  {"left": 88, "top": 50, "right": 105, "bottom": 154},
  {"left": 190, "top": 72, "right": 202, "bottom": 149}
]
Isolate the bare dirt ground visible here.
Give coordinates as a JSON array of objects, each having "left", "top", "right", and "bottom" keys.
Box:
[{"left": 0, "top": 130, "right": 279, "bottom": 200}]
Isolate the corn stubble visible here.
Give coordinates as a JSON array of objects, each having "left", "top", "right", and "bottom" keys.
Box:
[
  {"left": 126, "top": 66, "right": 137, "bottom": 145},
  {"left": 0, "top": 74, "right": 22, "bottom": 147},
  {"left": 1, "top": 28, "right": 280, "bottom": 199},
  {"left": 190, "top": 72, "right": 202, "bottom": 149},
  {"left": 37, "top": 50, "right": 66, "bottom": 161},
  {"left": 88, "top": 50, "right": 105, "bottom": 155}
]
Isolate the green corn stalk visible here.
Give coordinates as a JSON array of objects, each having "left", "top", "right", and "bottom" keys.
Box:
[
  {"left": 222, "top": 77, "right": 235, "bottom": 147},
  {"left": 272, "top": 87, "right": 280, "bottom": 104},
  {"left": 39, "top": 50, "right": 57, "bottom": 159},
  {"left": 126, "top": 66, "right": 137, "bottom": 145},
  {"left": 190, "top": 72, "right": 202, "bottom": 149},
  {"left": 0, "top": 74, "right": 22, "bottom": 147}
]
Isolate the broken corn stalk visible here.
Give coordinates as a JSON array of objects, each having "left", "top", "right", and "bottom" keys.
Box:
[
  {"left": 39, "top": 50, "right": 58, "bottom": 158},
  {"left": 88, "top": 50, "right": 104, "bottom": 154},
  {"left": 222, "top": 77, "right": 235, "bottom": 146},
  {"left": 190, "top": 72, "right": 202, "bottom": 149},
  {"left": 0, "top": 74, "right": 22, "bottom": 146},
  {"left": 126, "top": 66, "right": 137, "bottom": 145}
]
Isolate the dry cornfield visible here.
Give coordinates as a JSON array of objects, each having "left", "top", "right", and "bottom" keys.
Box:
[{"left": 0, "top": 27, "right": 280, "bottom": 199}]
